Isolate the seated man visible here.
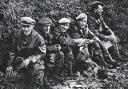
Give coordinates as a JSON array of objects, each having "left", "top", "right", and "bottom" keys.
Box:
[
  {"left": 90, "top": 1, "right": 122, "bottom": 63},
  {"left": 36, "top": 17, "right": 64, "bottom": 88},
  {"left": 6, "top": 17, "right": 46, "bottom": 89},
  {"left": 70, "top": 13, "right": 112, "bottom": 74},
  {"left": 53, "top": 18, "right": 78, "bottom": 77}
]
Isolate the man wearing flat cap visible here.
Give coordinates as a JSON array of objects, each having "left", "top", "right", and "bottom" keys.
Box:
[
  {"left": 70, "top": 13, "right": 113, "bottom": 76},
  {"left": 36, "top": 17, "right": 64, "bottom": 88},
  {"left": 90, "top": 1, "right": 104, "bottom": 14},
  {"left": 53, "top": 18, "right": 79, "bottom": 77},
  {"left": 6, "top": 17, "right": 46, "bottom": 89},
  {"left": 90, "top": 1, "right": 122, "bottom": 65}
]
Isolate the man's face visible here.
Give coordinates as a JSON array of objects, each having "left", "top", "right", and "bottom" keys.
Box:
[
  {"left": 22, "top": 25, "right": 34, "bottom": 35},
  {"left": 78, "top": 18, "right": 87, "bottom": 28},
  {"left": 59, "top": 23, "right": 70, "bottom": 33},
  {"left": 42, "top": 24, "right": 51, "bottom": 34},
  {"left": 94, "top": 5, "right": 103, "bottom": 16}
]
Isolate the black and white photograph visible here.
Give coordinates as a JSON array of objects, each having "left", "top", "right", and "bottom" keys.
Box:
[{"left": 0, "top": 0, "right": 128, "bottom": 89}]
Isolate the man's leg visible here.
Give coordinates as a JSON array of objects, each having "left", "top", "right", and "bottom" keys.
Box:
[
  {"left": 32, "top": 61, "right": 45, "bottom": 89},
  {"left": 97, "top": 41, "right": 118, "bottom": 65},
  {"left": 65, "top": 53, "right": 74, "bottom": 77},
  {"left": 109, "top": 43, "right": 122, "bottom": 62},
  {"left": 91, "top": 41, "right": 113, "bottom": 68},
  {"left": 54, "top": 51, "right": 64, "bottom": 76}
]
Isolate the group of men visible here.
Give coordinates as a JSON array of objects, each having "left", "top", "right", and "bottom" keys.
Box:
[{"left": 0, "top": 1, "right": 123, "bottom": 89}]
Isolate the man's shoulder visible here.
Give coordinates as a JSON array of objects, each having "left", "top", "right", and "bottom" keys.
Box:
[
  {"left": 70, "top": 23, "right": 79, "bottom": 32},
  {"left": 51, "top": 26, "right": 60, "bottom": 32},
  {"left": 32, "top": 30, "right": 44, "bottom": 40},
  {"left": 50, "top": 26, "right": 61, "bottom": 37}
]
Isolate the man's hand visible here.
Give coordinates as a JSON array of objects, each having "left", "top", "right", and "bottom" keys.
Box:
[
  {"left": 104, "top": 35, "right": 117, "bottom": 44},
  {"left": 75, "top": 38, "right": 86, "bottom": 46},
  {"left": 88, "top": 39, "right": 94, "bottom": 43},
  {"left": 28, "top": 55, "right": 42, "bottom": 63},
  {"left": 6, "top": 66, "right": 13, "bottom": 76},
  {"left": 21, "top": 59, "right": 30, "bottom": 68}
]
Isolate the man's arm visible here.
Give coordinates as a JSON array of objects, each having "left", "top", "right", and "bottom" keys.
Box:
[
  {"left": 32, "top": 37, "right": 46, "bottom": 62},
  {"left": 87, "top": 28, "right": 100, "bottom": 43},
  {"left": 47, "top": 44, "right": 61, "bottom": 51},
  {"left": 53, "top": 29, "right": 77, "bottom": 46},
  {"left": 102, "top": 19, "right": 115, "bottom": 36},
  {"left": 102, "top": 20, "right": 118, "bottom": 43},
  {"left": 59, "top": 36, "right": 78, "bottom": 46},
  {"left": 21, "top": 37, "right": 46, "bottom": 68},
  {"left": 88, "top": 28, "right": 97, "bottom": 39}
]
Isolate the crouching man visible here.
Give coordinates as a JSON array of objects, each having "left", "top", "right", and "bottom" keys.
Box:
[
  {"left": 70, "top": 13, "right": 112, "bottom": 76},
  {"left": 53, "top": 18, "right": 78, "bottom": 77},
  {"left": 36, "top": 17, "right": 64, "bottom": 88},
  {"left": 90, "top": 1, "right": 122, "bottom": 64},
  {"left": 6, "top": 17, "right": 46, "bottom": 89}
]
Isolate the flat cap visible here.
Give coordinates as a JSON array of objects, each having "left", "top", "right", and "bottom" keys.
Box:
[
  {"left": 91, "top": 1, "right": 104, "bottom": 11},
  {"left": 20, "top": 17, "right": 36, "bottom": 25},
  {"left": 58, "top": 18, "right": 70, "bottom": 24},
  {"left": 38, "top": 17, "right": 52, "bottom": 25},
  {"left": 76, "top": 13, "right": 87, "bottom": 20}
]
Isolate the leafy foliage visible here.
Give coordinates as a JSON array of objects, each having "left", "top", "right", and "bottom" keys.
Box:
[
  {"left": 0, "top": 0, "right": 128, "bottom": 49},
  {"left": 0, "top": 0, "right": 128, "bottom": 88}
]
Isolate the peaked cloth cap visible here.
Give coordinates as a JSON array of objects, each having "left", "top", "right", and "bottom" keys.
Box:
[
  {"left": 38, "top": 17, "right": 52, "bottom": 25},
  {"left": 76, "top": 13, "right": 87, "bottom": 20},
  {"left": 91, "top": 1, "right": 104, "bottom": 11},
  {"left": 58, "top": 18, "right": 70, "bottom": 24},
  {"left": 20, "top": 17, "right": 36, "bottom": 25}
]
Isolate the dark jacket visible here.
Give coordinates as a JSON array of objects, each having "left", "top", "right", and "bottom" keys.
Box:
[
  {"left": 8, "top": 30, "right": 46, "bottom": 68},
  {"left": 91, "top": 16, "right": 115, "bottom": 40},
  {"left": 70, "top": 24, "right": 96, "bottom": 40},
  {"left": 36, "top": 27, "right": 64, "bottom": 65},
  {"left": 37, "top": 27, "right": 58, "bottom": 52},
  {"left": 53, "top": 27, "right": 76, "bottom": 54}
]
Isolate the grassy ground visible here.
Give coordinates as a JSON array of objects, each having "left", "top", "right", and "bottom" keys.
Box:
[{"left": 0, "top": 61, "right": 128, "bottom": 89}]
